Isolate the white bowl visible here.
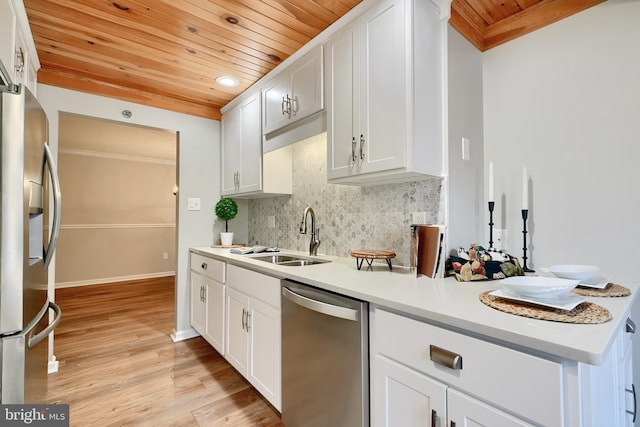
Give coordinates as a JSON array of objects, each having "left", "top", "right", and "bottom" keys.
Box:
[
  {"left": 549, "top": 265, "right": 599, "bottom": 281},
  {"left": 500, "top": 276, "right": 580, "bottom": 298}
]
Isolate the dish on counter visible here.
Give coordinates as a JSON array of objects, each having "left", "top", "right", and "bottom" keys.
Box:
[
  {"left": 577, "top": 275, "right": 609, "bottom": 289},
  {"left": 548, "top": 264, "right": 599, "bottom": 281},
  {"left": 499, "top": 276, "right": 580, "bottom": 298},
  {"left": 490, "top": 289, "right": 586, "bottom": 311}
]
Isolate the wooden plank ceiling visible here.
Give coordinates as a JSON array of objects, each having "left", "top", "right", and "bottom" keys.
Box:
[{"left": 23, "top": 0, "right": 604, "bottom": 120}]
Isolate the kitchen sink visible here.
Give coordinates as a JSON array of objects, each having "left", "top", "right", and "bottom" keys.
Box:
[{"left": 252, "top": 254, "right": 330, "bottom": 266}]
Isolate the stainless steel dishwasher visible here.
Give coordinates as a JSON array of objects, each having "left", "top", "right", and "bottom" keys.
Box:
[{"left": 281, "top": 279, "right": 369, "bottom": 427}]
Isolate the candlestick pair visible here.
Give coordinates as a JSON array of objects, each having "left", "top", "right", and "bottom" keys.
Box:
[{"left": 487, "top": 202, "right": 534, "bottom": 272}]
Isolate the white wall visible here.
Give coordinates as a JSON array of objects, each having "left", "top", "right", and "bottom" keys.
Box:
[
  {"left": 446, "top": 26, "right": 484, "bottom": 253},
  {"left": 37, "top": 85, "right": 226, "bottom": 363},
  {"left": 483, "top": 0, "right": 640, "bottom": 283}
]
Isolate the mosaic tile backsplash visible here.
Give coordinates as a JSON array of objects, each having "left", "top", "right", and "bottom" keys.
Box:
[{"left": 248, "top": 133, "right": 444, "bottom": 266}]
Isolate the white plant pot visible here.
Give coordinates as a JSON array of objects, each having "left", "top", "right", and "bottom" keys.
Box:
[{"left": 220, "top": 232, "right": 234, "bottom": 246}]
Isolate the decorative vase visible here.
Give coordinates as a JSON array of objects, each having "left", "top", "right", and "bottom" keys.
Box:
[{"left": 220, "top": 232, "right": 234, "bottom": 246}]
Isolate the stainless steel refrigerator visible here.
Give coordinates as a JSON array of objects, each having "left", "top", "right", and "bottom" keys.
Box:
[{"left": 0, "top": 61, "right": 62, "bottom": 403}]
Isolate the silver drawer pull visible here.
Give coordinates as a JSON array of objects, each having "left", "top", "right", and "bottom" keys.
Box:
[
  {"left": 430, "top": 344, "right": 462, "bottom": 370},
  {"left": 627, "top": 318, "right": 636, "bottom": 334},
  {"left": 201, "top": 262, "right": 207, "bottom": 270}
]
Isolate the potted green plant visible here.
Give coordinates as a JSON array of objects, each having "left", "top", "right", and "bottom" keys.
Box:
[{"left": 215, "top": 197, "right": 238, "bottom": 246}]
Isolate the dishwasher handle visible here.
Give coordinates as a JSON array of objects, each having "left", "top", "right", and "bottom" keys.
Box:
[{"left": 282, "top": 286, "right": 359, "bottom": 321}]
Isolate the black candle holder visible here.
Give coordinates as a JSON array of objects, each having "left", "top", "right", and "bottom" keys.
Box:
[
  {"left": 488, "top": 201, "right": 495, "bottom": 250},
  {"left": 521, "top": 209, "right": 534, "bottom": 272}
]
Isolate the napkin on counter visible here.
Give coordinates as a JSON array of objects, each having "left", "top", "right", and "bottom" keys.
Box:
[{"left": 230, "top": 246, "right": 279, "bottom": 254}]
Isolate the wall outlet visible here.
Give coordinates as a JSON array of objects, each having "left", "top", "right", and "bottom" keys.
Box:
[
  {"left": 493, "top": 229, "right": 507, "bottom": 251},
  {"left": 267, "top": 215, "right": 276, "bottom": 229},
  {"left": 412, "top": 212, "right": 428, "bottom": 224},
  {"left": 163, "top": 252, "right": 168, "bottom": 260}
]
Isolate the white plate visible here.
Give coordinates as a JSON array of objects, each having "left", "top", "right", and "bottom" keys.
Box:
[
  {"left": 490, "top": 289, "right": 586, "bottom": 311},
  {"left": 549, "top": 264, "right": 599, "bottom": 281},
  {"left": 500, "top": 276, "right": 580, "bottom": 298},
  {"left": 578, "top": 275, "right": 609, "bottom": 289}
]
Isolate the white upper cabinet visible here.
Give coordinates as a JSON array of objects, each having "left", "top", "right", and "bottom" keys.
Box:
[
  {"left": 0, "top": 0, "right": 17, "bottom": 82},
  {"left": 1, "top": 0, "right": 39, "bottom": 94},
  {"left": 221, "top": 92, "right": 262, "bottom": 196},
  {"left": 221, "top": 89, "right": 293, "bottom": 198},
  {"left": 326, "top": 0, "right": 447, "bottom": 185},
  {"left": 262, "top": 46, "right": 324, "bottom": 135}
]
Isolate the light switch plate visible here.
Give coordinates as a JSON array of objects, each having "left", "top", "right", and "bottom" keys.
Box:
[
  {"left": 461, "top": 137, "right": 470, "bottom": 161},
  {"left": 187, "top": 197, "right": 201, "bottom": 211}
]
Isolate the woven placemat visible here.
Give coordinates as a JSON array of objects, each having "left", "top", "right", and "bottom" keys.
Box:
[
  {"left": 479, "top": 291, "right": 612, "bottom": 324},
  {"left": 572, "top": 283, "right": 631, "bottom": 297}
]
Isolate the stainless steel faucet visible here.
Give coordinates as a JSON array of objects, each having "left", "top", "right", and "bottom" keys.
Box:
[{"left": 299, "top": 207, "right": 320, "bottom": 256}]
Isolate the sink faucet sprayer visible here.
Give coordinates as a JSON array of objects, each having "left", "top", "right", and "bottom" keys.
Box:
[{"left": 299, "top": 207, "right": 320, "bottom": 256}]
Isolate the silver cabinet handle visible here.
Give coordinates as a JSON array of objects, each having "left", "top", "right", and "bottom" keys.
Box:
[
  {"left": 281, "top": 96, "right": 287, "bottom": 115},
  {"left": 627, "top": 318, "right": 636, "bottom": 334},
  {"left": 15, "top": 46, "right": 24, "bottom": 77},
  {"left": 282, "top": 287, "right": 359, "bottom": 321},
  {"left": 201, "top": 262, "right": 207, "bottom": 270},
  {"left": 627, "top": 384, "right": 637, "bottom": 423},
  {"left": 246, "top": 311, "right": 251, "bottom": 332},
  {"left": 430, "top": 344, "right": 462, "bottom": 370},
  {"left": 351, "top": 137, "right": 357, "bottom": 162},
  {"left": 241, "top": 308, "right": 247, "bottom": 331},
  {"left": 359, "top": 134, "right": 365, "bottom": 160}
]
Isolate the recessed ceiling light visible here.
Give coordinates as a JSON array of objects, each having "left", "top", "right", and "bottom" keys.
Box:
[{"left": 216, "top": 76, "right": 239, "bottom": 88}]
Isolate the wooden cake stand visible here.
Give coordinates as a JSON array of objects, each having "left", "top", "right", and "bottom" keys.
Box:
[{"left": 349, "top": 249, "right": 396, "bottom": 271}]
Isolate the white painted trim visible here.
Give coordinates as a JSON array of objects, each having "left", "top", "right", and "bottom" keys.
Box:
[
  {"left": 59, "top": 147, "right": 176, "bottom": 165},
  {"left": 61, "top": 223, "right": 176, "bottom": 230},
  {"left": 48, "top": 356, "right": 59, "bottom": 374},
  {"left": 55, "top": 272, "right": 175, "bottom": 289},
  {"left": 171, "top": 328, "right": 200, "bottom": 342}
]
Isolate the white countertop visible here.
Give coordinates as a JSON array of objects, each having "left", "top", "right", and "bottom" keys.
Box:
[{"left": 191, "top": 246, "right": 639, "bottom": 365}]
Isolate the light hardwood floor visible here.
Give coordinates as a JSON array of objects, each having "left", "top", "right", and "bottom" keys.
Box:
[{"left": 47, "top": 276, "right": 285, "bottom": 427}]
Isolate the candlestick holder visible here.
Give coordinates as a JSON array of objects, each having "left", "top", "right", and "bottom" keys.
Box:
[
  {"left": 488, "top": 201, "right": 495, "bottom": 249},
  {"left": 521, "top": 209, "right": 534, "bottom": 272}
]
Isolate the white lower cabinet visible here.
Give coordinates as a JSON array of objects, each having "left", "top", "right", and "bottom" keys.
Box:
[
  {"left": 225, "top": 265, "right": 281, "bottom": 411},
  {"left": 189, "top": 252, "right": 226, "bottom": 355},
  {"left": 372, "top": 306, "right": 637, "bottom": 426}
]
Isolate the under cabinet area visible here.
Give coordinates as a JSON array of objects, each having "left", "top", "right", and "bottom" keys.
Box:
[
  {"left": 225, "top": 264, "right": 281, "bottom": 411},
  {"left": 325, "top": 0, "right": 445, "bottom": 185},
  {"left": 262, "top": 45, "right": 324, "bottom": 136},
  {"left": 189, "top": 252, "right": 226, "bottom": 355}
]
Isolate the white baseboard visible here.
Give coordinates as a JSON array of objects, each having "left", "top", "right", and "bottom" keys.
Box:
[
  {"left": 171, "top": 328, "right": 200, "bottom": 342},
  {"left": 55, "top": 271, "right": 175, "bottom": 288},
  {"left": 48, "top": 356, "right": 59, "bottom": 374}
]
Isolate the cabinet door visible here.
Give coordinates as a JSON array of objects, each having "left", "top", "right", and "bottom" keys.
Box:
[
  {"left": 448, "top": 388, "right": 535, "bottom": 427},
  {"left": 237, "top": 93, "right": 261, "bottom": 194},
  {"left": 326, "top": 21, "right": 359, "bottom": 179},
  {"left": 0, "top": 0, "right": 16, "bottom": 82},
  {"left": 358, "top": 0, "right": 406, "bottom": 175},
  {"left": 225, "top": 288, "right": 249, "bottom": 376},
  {"left": 289, "top": 46, "right": 323, "bottom": 123},
  {"left": 204, "top": 278, "right": 225, "bottom": 355},
  {"left": 248, "top": 298, "right": 281, "bottom": 411},
  {"left": 190, "top": 272, "right": 206, "bottom": 336},
  {"left": 373, "top": 354, "right": 446, "bottom": 427},
  {"left": 221, "top": 106, "right": 241, "bottom": 195},
  {"left": 262, "top": 71, "right": 290, "bottom": 134}
]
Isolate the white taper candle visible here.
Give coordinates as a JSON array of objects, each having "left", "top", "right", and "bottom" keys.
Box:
[
  {"left": 522, "top": 166, "right": 529, "bottom": 210},
  {"left": 488, "top": 161, "right": 494, "bottom": 202}
]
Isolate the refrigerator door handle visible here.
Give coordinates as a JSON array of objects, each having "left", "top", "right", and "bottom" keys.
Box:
[
  {"left": 27, "top": 301, "right": 62, "bottom": 349},
  {"left": 42, "top": 143, "right": 62, "bottom": 269}
]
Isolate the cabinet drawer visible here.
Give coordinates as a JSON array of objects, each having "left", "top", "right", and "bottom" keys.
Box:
[
  {"left": 227, "top": 265, "right": 280, "bottom": 308},
  {"left": 190, "top": 252, "right": 225, "bottom": 283},
  {"left": 374, "top": 308, "right": 564, "bottom": 426}
]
